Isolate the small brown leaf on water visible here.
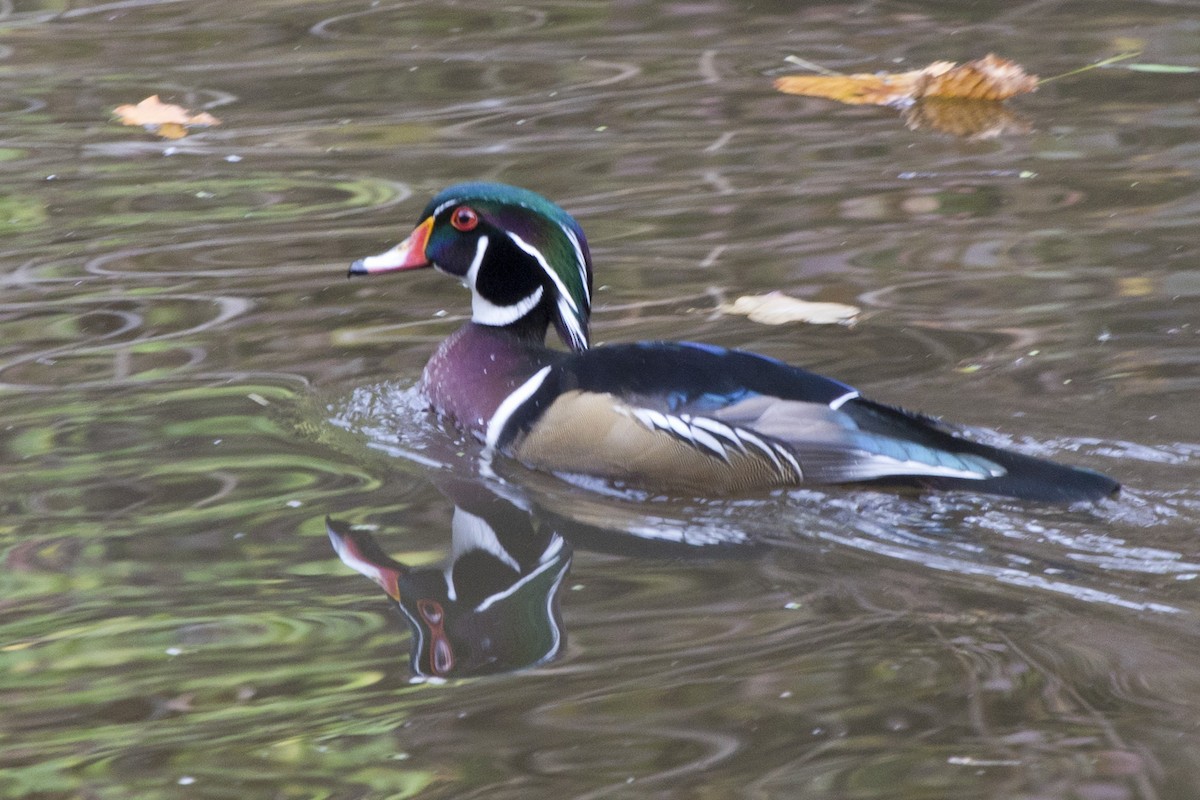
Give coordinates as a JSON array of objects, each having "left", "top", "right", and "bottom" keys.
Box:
[
  {"left": 902, "top": 97, "right": 1032, "bottom": 139},
  {"left": 774, "top": 54, "right": 1037, "bottom": 107},
  {"left": 911, "top": 54, "right": 1037, "bottom": 101},
  {"left": 113, "top": 95, "right": 221, "bottom": 139}
]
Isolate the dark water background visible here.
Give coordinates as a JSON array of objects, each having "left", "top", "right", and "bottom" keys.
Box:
[{"left": 4, "top": 1, "right": 1200, "bottom": 798}]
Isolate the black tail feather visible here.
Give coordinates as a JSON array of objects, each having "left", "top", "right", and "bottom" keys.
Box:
[
  {"left": 905, "top": 440, "right": 1120, "bottom": 503},
  {"left": 846, "top": 399, "right": 1120, "bottom": 503}
]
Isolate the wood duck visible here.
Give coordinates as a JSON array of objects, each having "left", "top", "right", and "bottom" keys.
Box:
[{"left": 349, "top": 182, "right": 1119, "bottom": 503}]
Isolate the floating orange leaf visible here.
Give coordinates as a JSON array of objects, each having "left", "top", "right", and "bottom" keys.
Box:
[
  {"left": 774, "top": 54, "right": 1037, "bottom": 108},
  {"left": 113, "top": 95, "right": 221, "bottom": 139},
  {"left": 776, "top": 70, "right": 922, "bottom": 106}
]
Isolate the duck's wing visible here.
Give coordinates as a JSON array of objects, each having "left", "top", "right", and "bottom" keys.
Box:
[{"left": 489, "top": 342, "right": 1118, "bottom": 502}]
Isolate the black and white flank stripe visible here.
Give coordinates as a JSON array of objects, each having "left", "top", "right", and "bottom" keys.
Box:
[{"left": 626, "top": 407, "right": 804, "bottom": 481}]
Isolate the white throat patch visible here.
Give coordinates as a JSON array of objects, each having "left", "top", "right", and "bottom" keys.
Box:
[{"left": 465, "top": 235, "right": 546, "bottom": 327}]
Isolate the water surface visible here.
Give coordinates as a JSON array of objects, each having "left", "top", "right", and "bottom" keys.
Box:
[{"left": 3, "top": 1, "right": 1200, "bottom": 798}]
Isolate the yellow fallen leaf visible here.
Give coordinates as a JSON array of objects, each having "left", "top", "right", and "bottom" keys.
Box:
[
  {"left": 155, "top": 122, "right": 189, "bottom": 140},
  {"left": 721, "top": 292, "right": 860, "bottom": 326},
  {"left": 113, "top": 95, "right": 221, "bottom": 139},
  {"left": 774, "top": 54, "right": 1037, "bottom": 107}
]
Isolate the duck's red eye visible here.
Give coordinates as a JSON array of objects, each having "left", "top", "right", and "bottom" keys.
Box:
[{"left": 450, "top": 206, "right": 479, "bottom": 232}]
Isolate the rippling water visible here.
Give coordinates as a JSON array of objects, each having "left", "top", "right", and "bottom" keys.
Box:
[{"left": 3, "top": 1, "right": 1200, "bottom": 798}]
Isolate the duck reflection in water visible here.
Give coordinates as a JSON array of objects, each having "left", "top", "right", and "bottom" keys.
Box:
[
  {"left": 328, "top": 473, "right": 760, "bottom": 678},
  {"left": 328, "top": 478, "right": 570, "bottom": 678}
]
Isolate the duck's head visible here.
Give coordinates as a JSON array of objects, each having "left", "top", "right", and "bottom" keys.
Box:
[{"left": 350, "top": 182, "right": 594, "bottom": 352}]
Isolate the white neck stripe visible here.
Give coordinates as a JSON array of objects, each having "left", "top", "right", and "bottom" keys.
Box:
[
  {"left": 486, "top": 365, "right": 553, "bottom": 449},
  {"left": 473, "top": 285, "right": 544, "bottom": 327}
]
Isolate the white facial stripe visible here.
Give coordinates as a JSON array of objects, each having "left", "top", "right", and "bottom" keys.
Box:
[
  {"left": 556, "top": 296, "right": 588, "bottom": 350},
  {"left": 507, "top": 231, "right": 580, "bottom": 314},
  {"left": 561, "top": 224, "right": 590, "bottom": 304},
  {"left": 475, "top": 552, "right": 569, "bottom": 614},
  {"left": 464, "top": 235, "right": 489, "bottom": 286},
  {"left": 432, "top": 198, "right": 460, "bottom": 217},
  {"left": 486, "top": 365, "right": 553, "bottom": 449}
]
